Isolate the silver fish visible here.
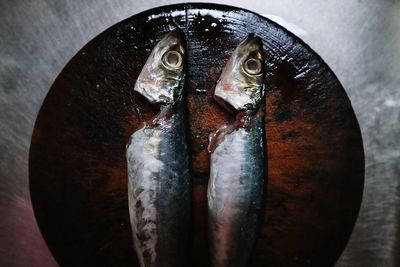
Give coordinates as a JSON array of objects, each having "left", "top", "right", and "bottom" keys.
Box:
[
  {"left": 126, "top": 30, "right": 190, "bottom": 267},
  {"left": 208, "top": 35, "right": 266, "bottom": 267}
]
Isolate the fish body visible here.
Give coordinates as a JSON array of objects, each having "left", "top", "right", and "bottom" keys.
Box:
[
  {"left": 126, "top": 30, "right": 190, "bottom": 267},
  {"left": 208, "top": 35, "right": 266, "bottom": 267}
]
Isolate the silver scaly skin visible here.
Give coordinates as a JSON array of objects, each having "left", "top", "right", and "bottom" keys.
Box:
[
  {"left": 208, "top": 35, "right": 266, "bottom": 267},
  {"left": 126, "top": 30, "right": 190, "bottom": 267}
]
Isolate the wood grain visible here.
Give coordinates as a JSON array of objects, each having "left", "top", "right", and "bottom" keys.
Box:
[{"left": 29, "top": 3, "right": 364, "bottom": 267}]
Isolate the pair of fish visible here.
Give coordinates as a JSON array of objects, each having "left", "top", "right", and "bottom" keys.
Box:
[{"left": 126, "top": 29, "right": 266, "bottom": 267}]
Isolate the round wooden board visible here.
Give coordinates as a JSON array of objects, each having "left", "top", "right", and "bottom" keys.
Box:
[{"left": 29, "top": 3, "right": 364, "bottom": 267}]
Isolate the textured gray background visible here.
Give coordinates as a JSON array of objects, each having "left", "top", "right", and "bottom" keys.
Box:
[{"left": 0, "top": 0, "right": 399, "bottom": 266}]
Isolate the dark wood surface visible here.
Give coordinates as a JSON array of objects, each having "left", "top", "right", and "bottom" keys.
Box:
[{"left": 29, "top": 3, "right": 364, "bottom": 267}]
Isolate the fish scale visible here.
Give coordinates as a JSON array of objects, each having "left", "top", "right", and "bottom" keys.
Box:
[
  {"left": 126, "top": 30, "right": 190, "bottom": 267},
  {"left": 208, "top": 35, "right": 266, "bottom": 267},
  {"left": 208, "top": 112, "right": 265, "bottom": 267}
]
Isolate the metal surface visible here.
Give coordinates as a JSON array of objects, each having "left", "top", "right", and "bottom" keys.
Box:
[
  {"left": 28, "top": 4, "right": 364, "bottom": 266},
  {"left": 0, "top": 1, "right": 399, "bottom": 267}
]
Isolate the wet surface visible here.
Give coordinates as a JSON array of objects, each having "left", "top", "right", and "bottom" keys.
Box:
[
  {"left": 3, "top": 0, "right": 400, "bottom": 267},
  {"left": 26, "top": 4, "right": 363, "bottom": 267}
]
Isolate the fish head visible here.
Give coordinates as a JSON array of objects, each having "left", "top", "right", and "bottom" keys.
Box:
[
  {"left": 134, "top": 30, "right": 186, "bottom": 105},
  {"left": 214, "top": 34, "right": 264, "bottom": 112}
]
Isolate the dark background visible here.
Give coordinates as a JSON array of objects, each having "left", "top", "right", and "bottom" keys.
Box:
[{"left": 0, "top": 1, "right": 399, "bottom": 267}]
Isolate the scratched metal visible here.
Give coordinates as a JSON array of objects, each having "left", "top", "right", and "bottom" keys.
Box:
[
  {"left": 0, "top": 1, "right": 399, "bottom": 267},
  {"left": 31, "top": 3, "right": 365, "bottom": 267}
]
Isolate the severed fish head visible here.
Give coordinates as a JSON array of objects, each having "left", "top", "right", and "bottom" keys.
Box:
[
  {"left": 134, "top": 30, "right": 186, "bottom": 105},
  {"left": 214, "top": 34, "right": 264, "bottom": 112}
]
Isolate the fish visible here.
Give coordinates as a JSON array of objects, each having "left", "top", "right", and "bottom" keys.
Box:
[
  {"left": 126, "top": 30, "right": 190, "bottom": 267},
  {"left": 207, "top": 34, "right": 266, "bottom": 267}
]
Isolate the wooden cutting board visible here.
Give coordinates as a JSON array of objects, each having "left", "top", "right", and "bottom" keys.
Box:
[{"left": 29, "top": 3, "right": 364, "bottom": 267}]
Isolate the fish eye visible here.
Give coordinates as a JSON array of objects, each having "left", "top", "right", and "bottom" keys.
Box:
[
  {"left": 162, "top": 50, "right": 183, "bottom": 69},
  {"left": 243, "top": 58, "right": 262, "bottom": 75}
]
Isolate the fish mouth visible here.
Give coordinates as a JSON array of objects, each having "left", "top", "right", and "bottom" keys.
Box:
[
  {"left": 213, "top": 34, "right": 264, "bottom": 114},
  {"left": 167, "top": 28, "right": 185, "bottom": 41},
  {"left": 234, "top": 34, "right": 263, "bottom": 62},
  {"left": 134, "top": 29, "right": 187, "bottom": 106},
  {"left": 240, "top": 33, "right": 262, "bottom": 50},
  {"left": 162, "top": 29, "right": 186, "bottom": 55}
]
